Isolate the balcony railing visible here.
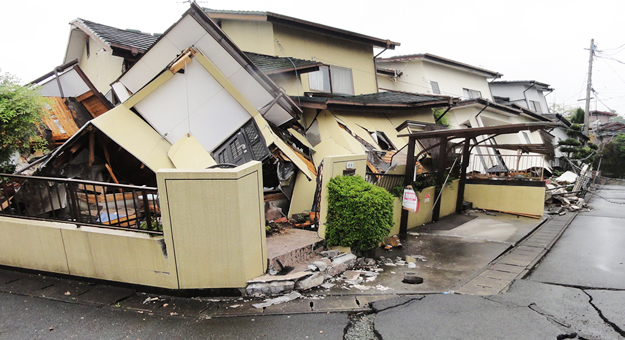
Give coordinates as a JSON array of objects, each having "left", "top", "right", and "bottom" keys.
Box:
[
  {"left": 0, "top": 174, "right": 162, "bottom": 235},
  {"left": 468, "top": 153, "right": 545, "bottom": 180}
]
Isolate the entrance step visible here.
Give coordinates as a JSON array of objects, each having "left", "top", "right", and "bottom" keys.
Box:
[{"left": 266, "top": 229, "right": 325, "bottom": 270}]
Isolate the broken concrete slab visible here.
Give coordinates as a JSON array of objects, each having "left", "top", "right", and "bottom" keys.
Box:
[
  {"left": 295, "top": 272, "right": 324, "bottom": 291},
  {"left": 247, "top": 271, "right": 311, "bottom": 283},
  {"left": 327, "top": 253, "right": 357, "bottom": 277},
  {"left": 320, "top": 249, "right": 340, "bottom": 258},
  {"left": 312, "top": 260, "right": 328, "bottom": 272},
  {"left": 252, "top": 291, "right": 301, "bottom": 309},
  {"left": 246, "top": 281, "right": 295, "bottom": 296}
]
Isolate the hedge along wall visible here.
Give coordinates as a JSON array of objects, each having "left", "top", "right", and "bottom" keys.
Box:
[
  {"left": 387, "top": 179, "right": 460, "bottom": 235},
  {"left": 325, "top": 175, "right": 394, "bottom": 251}
]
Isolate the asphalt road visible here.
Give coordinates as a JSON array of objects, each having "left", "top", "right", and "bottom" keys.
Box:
[
  {"left": 375, "top": 184, "right": 625, "bottom": 339},
  {"left": 1, "top": 184, "right": 625, "bottom": 339}
]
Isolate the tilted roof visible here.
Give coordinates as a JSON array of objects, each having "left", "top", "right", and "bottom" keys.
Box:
[
  {"left": 71, "top": 18, "right": 159, "bottom": 52},
  {"left": 376, "top": 53, "right": 501, "bottom": 78},
  {"left": 204, "top": 8, "right": 400, "bottom": 49},
  {"left": 244, "top": 52, "right": 322, "bottom": 74},
  {"left": 294, "top": 91, "right": 455, "bottom": 109}
]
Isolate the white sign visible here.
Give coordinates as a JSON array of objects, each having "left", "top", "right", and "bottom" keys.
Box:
[
  {"left": 346, "top": 162, "right": 354, "bottom": 169},
  {"left": 402, "top": 188, "right": 419, "bottom": 212}
]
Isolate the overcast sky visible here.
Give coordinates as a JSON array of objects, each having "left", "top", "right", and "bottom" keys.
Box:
[{"left": 2, "top": 0, "right": 624, "bottom": 116}]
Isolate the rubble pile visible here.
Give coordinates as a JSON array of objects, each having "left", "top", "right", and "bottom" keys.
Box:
[{"left": 545, "top": 171, "right": 592, "bottom": 214}]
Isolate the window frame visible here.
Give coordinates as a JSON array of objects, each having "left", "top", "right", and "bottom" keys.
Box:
[{"left": 308, "top": 65, "right": 354, "bottom": 95}]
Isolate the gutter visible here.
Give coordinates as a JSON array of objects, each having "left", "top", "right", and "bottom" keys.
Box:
[
  {"left": 522, "top": 81, "right": 537, "bottom": 110},
  {"left": 373, "top": 48, "right": 388, "bottom": 92}
]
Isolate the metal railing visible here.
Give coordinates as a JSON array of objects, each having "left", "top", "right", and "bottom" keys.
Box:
[
  {"left": 365, "top": 173, "right": 405, "bottom": 191},
  {"left": 468, "top": 153, "right": 545, "bottom": 180},
  {"left": 0, "top": 174, "right": 162, "bottom": 235}
]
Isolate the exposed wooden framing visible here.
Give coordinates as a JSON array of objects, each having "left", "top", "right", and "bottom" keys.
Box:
[
  {"left": 105, "top": 163, "right": 120, "bottom": 185},
  {"left": 88, "top": 132, "right": 95, "bottom": 166}
]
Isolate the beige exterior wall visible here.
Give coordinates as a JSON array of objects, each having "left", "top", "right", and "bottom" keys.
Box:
[
  {"left": 318, "top": 154, "right": 367, "bottom": 238},
  {"left": 0, "top": 217, "right": 178, "bottom": 288},
  {"left": 157, "top": 161, "right": 267, "bottom": 289},
  {"left": 289, "top": 170, "right": 317, "bottom": 216},
  {"left": 220, "top": 20, "right": 276, "bottom": 56},
  {"left": 79, "top": 38, "right": 124, "bottom": 95},
  {"left": 219, "top": 20, "right": 378, "bottom": 95},
  {"left": 388, "top": 179, "right": 459, "bottom": 234},
  {"left": 464, "top": 183, "right": 545, "bottom": 216}
]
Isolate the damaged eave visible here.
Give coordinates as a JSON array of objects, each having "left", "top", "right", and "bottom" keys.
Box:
[{"left": 398, "top": 122, "right": 560, "bottom": 139}]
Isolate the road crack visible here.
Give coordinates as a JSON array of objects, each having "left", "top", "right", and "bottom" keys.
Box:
[{"left": 581, "top": 290, "right": 625, "bottom": 337}]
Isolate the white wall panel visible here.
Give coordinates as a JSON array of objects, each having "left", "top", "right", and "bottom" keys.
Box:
[
  {"left": 228, "top": 68, "right": 273, "bottom": 108},
  {"left": 195, "top": 34, "right": 242, "bottom": 79},
  {"left": 141, "top": 38, "right": 182, "bottom": 75},
  {"left": 39, "top": 70, "right": 89, "bottom": 98},
  {"left": 120, "top": 60, "right": 154, "bottom": 93},
  {"left": 165, "top": 15, "right": 207, "bottom": 51}
]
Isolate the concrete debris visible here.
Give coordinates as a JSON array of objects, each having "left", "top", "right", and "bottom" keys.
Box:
[
  {"left": 407, "top": 262, "right": 417, "bottom": 269},
  {"left": 308, "top": 264, "right": 318, "bottom": 271},
  {"left": 556, "top": 171, "right": 578, "bottom": 184},
  {"left": 142, "top": 297, "right": 160, "bottom": 304},
  {"left": 320, "top": 249, "right": 340, "bottom": 258},
  {"left": 320, "top": 282, "right": 335, "bottom": 289},
  {"left": 312, "top": 260, "right": 329, "bottom": 272},
  {"left": 252, "top": 291, "right": 301, "bottom": 309},
  {"left": 327, "top": 253, "right": 357, "bottom": 277},
  {"left": 246, "top": 281, "right": 295, "bottom": 295},
  {"left": 342, "top": 271, "right": 360, "bottom": 281},
  {"left": 295, "top": 272, "right": 325, "bottom": 291}
]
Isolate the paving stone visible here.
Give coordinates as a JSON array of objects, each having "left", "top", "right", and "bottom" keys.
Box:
[
  {"left": 312, "top": 295, "right": 362, "bottom": 312},
  {"left": 498, "top": 256, "right": 533, "bottom": 267},
  {"left": 480, "top": 269, "right": 520, "bottom": 282},
  {"left": 72, "top": 285, "right": 135, "bottom": 306},
  {"left": 155, "top": 297, "right": 212, "bottom": 317},
  {"left": 355, "top": 294, "right": 398, "bottom": 308},
  {"left": 262, "top": 298, "right": 313, "bottom": 314},
  {"left": 37, "top": 279, "right": 92, "bottom": 302},
  {"left": 457, "top": 281, "right": 501, "bottom": 295},
  {"left": 0, "top": 269, "right": 28, "bottom": 284},
  {"left": 370, "top": 295, "right": 423, "bottom": 312},
  {"left": 468, "top": 276, "right": 510, "bottom": 290},
  {"left": 489, "top": 263, "right": 525, "bottom": 274},
  {"left": 213, "top": 300, "right": 265, "bottom": 317},
  {"left": 0, "top": 275, "right": 54, "bottom": 295}
]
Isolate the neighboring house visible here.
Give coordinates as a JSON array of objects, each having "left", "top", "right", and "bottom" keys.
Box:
[
  {"left": 203, "top": 9, "right": 400, "bottom": 97},
  {"left": 589, "top": 110, "right": 617, "bottom": 125},
  {"left": 542, "top": 113, "right": 588, "bottom": 169},
  {"left": 490, "top": 80, "right": 553, "bottom": 114},
  {"left": 63, "top": 18, "right": 159, "bottom": 98},
  {"left": 376, "top": 53, "right": 553, "bottom": 174}
]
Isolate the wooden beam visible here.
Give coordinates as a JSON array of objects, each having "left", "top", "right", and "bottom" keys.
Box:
[
  {"left": 400, "top": 136, "right": 416, "bottom": 235},
  {"left": 456, "top": 137, "right": 471, "bottom": 213},
  {"left": 433, "top": 136, "right": 447, "bottom": 221},
  {"left": 88, "top": 132, "right": 95, "bottom": 166}
]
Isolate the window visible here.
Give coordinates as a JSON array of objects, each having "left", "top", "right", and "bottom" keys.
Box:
[
  {"left": 463, "top": 88, "right": 481, "bottom": 99},
  {"left": 308, "top": 65, "right": 354, "bottom": 95},
  {"left": 212, "top": 119, "right": 269, "bottom": 165},
  {"left": 430, "top": 81, "right": 441, "bottom": 94},
  {"left": 529, "top": 100, "right": 542, "bottom": 113},
  {"left": 522, "top": 131, "right": 532, "bottom": 144}
]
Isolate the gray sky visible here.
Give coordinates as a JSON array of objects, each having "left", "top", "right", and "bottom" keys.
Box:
[{"left": 2, "top": 0, "right": 624, "bottom": 116}]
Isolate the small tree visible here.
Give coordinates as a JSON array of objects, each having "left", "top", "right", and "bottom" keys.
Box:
[
  {"left": 557, "top": 123, "right": 596, "bottom": 169},
  {"left": 0, "top": 71, "right": 47, "bottom": 170},
  {"left": 598, "top": 134, "right": 625, "bottom": 178},
  {"left": 570, "top": 108, "right": 585, "bottom": 124},
  {"left": 432, "top": 108, "right": 450, "bottom": 127},
  {"left": 325, "top": 175, "right": 394, "bottom": 251}
]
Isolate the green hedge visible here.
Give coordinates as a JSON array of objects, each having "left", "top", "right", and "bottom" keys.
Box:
[{"left": 325, "top": 175, "right": 394, "bottom": 251}]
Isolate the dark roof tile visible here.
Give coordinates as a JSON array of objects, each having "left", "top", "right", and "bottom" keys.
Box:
[{"left": 75, "top": 18, "right": 159, "bottom": 52}]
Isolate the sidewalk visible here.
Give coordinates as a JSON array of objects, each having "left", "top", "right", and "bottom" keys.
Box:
[{"left": 0, "top": 208, "right": 578, "bottom": 318}]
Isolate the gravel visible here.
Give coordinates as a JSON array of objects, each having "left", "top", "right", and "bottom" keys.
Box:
[{"left": 344, "top": 313, "right": 380, "bottom": 340}]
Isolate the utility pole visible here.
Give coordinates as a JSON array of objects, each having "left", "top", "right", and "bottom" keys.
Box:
[{"left": 584, "top": 39, "right": 595, "bottom": 136}]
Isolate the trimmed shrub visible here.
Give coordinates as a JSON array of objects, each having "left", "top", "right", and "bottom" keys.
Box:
[{"left": 325, "top": 175, "right": 394, "bottom": 251}]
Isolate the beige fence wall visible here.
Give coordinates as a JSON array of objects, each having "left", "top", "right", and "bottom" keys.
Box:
[
  {"left": 0, "top": 162, "right": 266, "bottom": 290},
  {"left": 464, "top": 183, "right": 545, "bottom": 216},
  {"left": 388, "top": 179, "right": 460, "bottom": 235},
  {"left": 318, "top": 154, "right": 368, "bottom": 239}
]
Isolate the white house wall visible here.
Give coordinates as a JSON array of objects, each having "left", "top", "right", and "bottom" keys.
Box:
[
  {"left": 116, "top": 14, "right": 293, "bottom": 127},
  {"left": 133, "top": 59, "right": 252, "bottom": 153},
  {"left": 378, "top": 60, "right": 494, "bottom": 100},
  {"left": 490, "top": 83, "right": 550, "bottom": 114}
]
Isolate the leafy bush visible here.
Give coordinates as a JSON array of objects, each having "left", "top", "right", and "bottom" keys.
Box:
[{"left": 325, "top": 175, "right": 394, "bottom": 251}]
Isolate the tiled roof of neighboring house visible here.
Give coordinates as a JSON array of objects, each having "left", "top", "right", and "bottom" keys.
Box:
[
  {"left": 376, "top": 53, "right": 501, "bottom": 78},
  {"left": 203, "top": 8, "right": 400, "bottom": 49},
  {"left": 591, "top": 110, "right": 618, "bottom": 117},
  {"left": 294, "top": 91, "right": 455, "bottom": 108},
  {"left": 72, "top": 18, "right": 159, "bottom": 52},
  {"left": 491, "top": 80, "right": 553, "bottom": 90},
  {"left": 244, "top": 52, "right": 322, "bottom": 74}
]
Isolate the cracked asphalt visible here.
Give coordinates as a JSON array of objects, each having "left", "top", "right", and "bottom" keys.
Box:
[{"left": 1, "top": 184, "right": 624, "bottom": 339}]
